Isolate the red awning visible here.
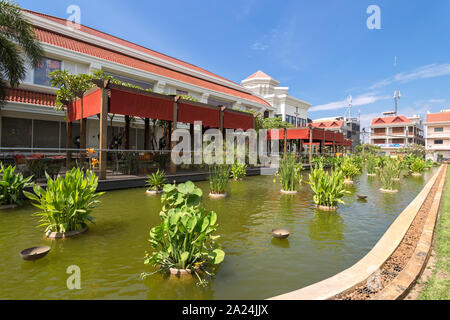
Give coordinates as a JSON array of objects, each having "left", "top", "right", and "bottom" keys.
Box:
[
  {"left": 178, "top": 101, "right": 220, "bottom": 127},
  {"left": 109, "top": 88, "right": 173, "bottom": 121},
  {"left": 223, "top": 110, "right": 253, "bottom": 130},
  {"left": 67, "top": 88, "right": 101, "bottom": 121},
  {"left": 286, "top": 128, "right": 309, "bottom": 140}
]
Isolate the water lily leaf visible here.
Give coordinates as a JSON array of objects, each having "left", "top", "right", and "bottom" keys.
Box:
[{"left": 211, "top": 249, "right": 225, "bottom": 265}]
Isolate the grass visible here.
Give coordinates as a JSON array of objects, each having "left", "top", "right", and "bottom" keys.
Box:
[{"left": 419, "top": 167, "right": 450, "bottom": 300}]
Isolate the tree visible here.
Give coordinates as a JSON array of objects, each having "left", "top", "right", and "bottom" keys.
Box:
[
  {"left": 0, "top": 0, "right": 43, "bottom": 106},
  {"left": 355, "top": 144, "right": 381, "bottom": 156},
  {"left": 398, "top": 144, "right": 426, "bottom": 158},
  {"left": 262, "top": 117, "right": 294, "bottom": 129}
]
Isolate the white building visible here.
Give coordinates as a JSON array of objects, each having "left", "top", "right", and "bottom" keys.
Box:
[
  {"left": 425, "top": 110, "right": 450, "bottom": 161},
  {"left": 241, "top": 71, "right": 311, "bottom": 127}
]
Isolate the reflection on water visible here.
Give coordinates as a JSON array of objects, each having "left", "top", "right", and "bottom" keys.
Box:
[{"left": 0, "top": 169, "right": 438, "bottom": 300}]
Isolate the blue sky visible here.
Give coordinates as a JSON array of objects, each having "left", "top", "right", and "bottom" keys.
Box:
[{"left": 16, "top": 0, "right": 450, "bottom": 129}]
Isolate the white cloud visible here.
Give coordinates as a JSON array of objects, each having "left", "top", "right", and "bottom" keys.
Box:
[
  {"left": 251, "top": 41, "right": 269, "bottom": 51},
  {"left": 309, "top": 93, "right": 390, "bottom": 112},
  {"left": 370, "top": 64, "right": 450, "bottom": 90}
]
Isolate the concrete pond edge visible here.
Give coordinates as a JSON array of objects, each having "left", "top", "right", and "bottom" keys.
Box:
[{"left": 268, "top": 165, "right": 446, "bottom": 300}]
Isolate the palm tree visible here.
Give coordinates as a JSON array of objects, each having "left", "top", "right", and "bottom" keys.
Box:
[{"left": 0, "top": 0, "right": 43, "bottom": 106}]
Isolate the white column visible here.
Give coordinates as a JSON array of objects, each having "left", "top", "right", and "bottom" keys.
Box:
[
  {"left": 154, "top": 81, "right": 167, "bottom": 94},
  {"left": 201, "top": 93, "right": 210, "bottom": 104}
]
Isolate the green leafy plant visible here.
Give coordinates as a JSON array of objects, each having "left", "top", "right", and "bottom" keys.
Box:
[
  {"left": 308, "top": 166, "right": 348, "bottom": 208},
  {"left": 279, "top": 153, "right": 296, "bottom": 191},
  {"left": 366, "top": 156, "right": 377, "bottom": 175},
  {"left": 341, "top": 157, "right": 360, "bottom": 181},
  {"left": 294, "top": 162, "right": 303, "bottom": 185},
  {"left": 143, "top": 181, "right": 225, "bottom": 285},
  {"left": 380, "top": 160, "right": 396, "bottom": 190},
  {"left": 24, "top": 168, "right": 104, "bottom": 233},
  {"left": 209, "top": 164, "right": 230, "bottom": 194},
  {"left": 231, "top": 163, "right": 247, "bottom": 181},
  {"left": 0, "top": 163, "right": 32, "bottom": 206},
  {"left": 312, "top": 156, "right": 326, "bottom": 168},
  {"left": 146, "top": 170, "right": 167, "bottom": 191},
  {"left": 410, "top": 158, "right": 426, "bottom": 174}
]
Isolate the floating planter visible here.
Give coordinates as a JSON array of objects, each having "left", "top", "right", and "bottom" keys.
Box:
[
  {"left": 316, "top": 205, "right": 338, "bottom": 211},
  {"left": 272, "top": 229, "right": 290, "bottom": 239},
  {"left": 367, "top": 173, "right": 377, "bottom": 177},
  {"left": 379, "top": 188, "right": 399, "bottom": 194},
  {"left": 209, "top": 192, "right": 227, "bottom": 199},
  {"left": 344, "top": 180, "right": 354, "bottom": 185},
  {"left": 45, "top": 226, "right": 88, "bottom": 240},
  {"left": 20, "top": 246, "right": 50, "bottom": 261},
  {"left": 281, "top": 190, "right": 298, "bottom": 195},
  {"left": 357, "top": 195, "right": 368, "bottom": 200},
  {"left": 169, "top": 268, "right": 193, "bottom": 276},
  {"left": 146, "top": 189, "right": 163, "bottom": 195},
  {"left": 412, "top": 173, "right": 422, "bottom": 177},
  {"left": 0, "top": 204, "right": 18, "bottom": 210}
]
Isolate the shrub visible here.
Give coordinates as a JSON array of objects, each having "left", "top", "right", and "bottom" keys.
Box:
[
  {"left": 209, "top": 164, "right": 230, "bottom": 194},
  {"left": 308, "top": 166, "right": 348, "bottom": 208},
  {"left": 0, "top": 163, "right": 32, "bottom": 206},
  {"left": 279, "top": 153, "right": 296, "bottom": 191},
  {"left": 410, "top": 158, "right": 426, "bottom": 174},
  {"left": 146, "top": 170, "right": 167, "bottom": 191},
  {"left": 24, "top": 168, "right": 104, "bottom": 233},
  {"left": 341, "top": 157, "right": 360, "bottom": 181},
  {"left": 144, "top": 181, "right": 225, "bottom": 285},
  {"left": 231, "top": 163, "right": 247, "bottom": 181}
]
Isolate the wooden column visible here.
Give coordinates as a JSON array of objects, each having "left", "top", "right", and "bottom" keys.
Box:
[
  {"left": 80, "top": 118, "right": 87, "bottom": 165},
  {"left": 284, "top": 127, "right": 287, "bottom": 155},
  {"left": 169, "top": 97, "right": 179, "bottom": 174},
  {"left": 309, "top": 126, "right": 313, "bottom": 166},
  {"left": 144, "top": 118, "right": 150, "bottom": 150},
  {"left": 99, "top": 83, "right": 109, "bottom": 180},
  {"left": 124, "top": 115, "right": 130, "bottom": 150},
  {"left": 66, "top": 118, "right": 72, "bottom": 169},
  {"left": 190, "top": 123, "right": 195, "bottom": 165}
]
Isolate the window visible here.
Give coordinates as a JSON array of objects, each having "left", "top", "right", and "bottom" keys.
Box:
[
  {"left": 1, "top": 117, "right": 32, "bottom": 148},
  {"left": 434, "top": 140, "right": 444, "bottom": 145},
  {"left": 105, "top": 72, "right": 153, "bottom": 90},
  {"left": 33, "top": 120, "right": 60, "bottom": 148},
  {"left": 207, "top": 97, "right": 233, "bottom": 109},
  {"left": 434, "top": 127, "right": 444, "bottom": 132},
  {"left": 34, "top": 58, "right": 62, "bottom": 86}
]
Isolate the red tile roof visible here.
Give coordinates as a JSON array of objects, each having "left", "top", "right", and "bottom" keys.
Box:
[
  {"left": 244, "top": 70, "right": 273, "bottom": 81},
  {"left": 34, "top": 28, "right": 270, "bottom": 107},
  {"left": 310, "top": 121, "right": 344, "bottom": 129},
  {"left": 371, "top": 116, "right": 411, "bottom": 126},
  {"left": 26, "top": 10, "right": 237, "bottom": 86},
  {"left": 5, "top": 88, "right": 56, "bottom": 107},
  {"left": 426, "top": 112, "right": 450, "bottom": 123}
]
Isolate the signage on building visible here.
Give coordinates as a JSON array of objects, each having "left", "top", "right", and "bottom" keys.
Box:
[{"left": 378, "top": 144, "right": 405, "bottom": 148}]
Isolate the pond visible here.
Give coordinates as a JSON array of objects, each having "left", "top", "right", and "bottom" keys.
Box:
[{"left": 0, "top": 168, "right": 437, "bottom": 300}]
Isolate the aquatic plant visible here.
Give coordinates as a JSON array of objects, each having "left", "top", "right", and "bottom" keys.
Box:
[
  {"left": 410, "top": 158, "right": 426, "bottom": 174},
  {"left": 231, "top": 163, "right": 247, "bottom": 181},
  {"left": 341, "top": 157, "right": 360, "bottom": 181},
  {"left": 366, "top": 156, "right": 377, "bottom": 175},
  {"left": 308, "top": 166, "right": 348, "bottom": 208},
  {"left": 209, "top": 164, "right": 230, "bottom": 194},
  {"left": 294, "top": 162, "right": 303, "bottom": 185},
  {"left": 0, "top": 163, "right": 32, "bottom": 206},
  {"left": 279, "top": 153, "right": 297, "bottom": 192},
  {"left": 146, "top": 169, "right": 168, "bottom": 191},
  {"left": 144, "top": 181, "right": 225, "bottom": 286},
  {"left": 24, "top": 168, "right": 104, "bottom": 233},
  {"left": 379, "top": 160, "right": 396, "bottom": 191}
]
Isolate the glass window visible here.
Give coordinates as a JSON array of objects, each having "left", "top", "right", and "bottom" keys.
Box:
[
  {"left": 1, "top": 117, "right": 32, "bottom": 148},
  {"left": 105, "top": 72, "right": 154, "bottom": 90},
  {"left": 61, "top": 122, "right": 81, "bottom": 149},
  {"left": 33, "top": 120, "right": 60, "bottom": 149},
  {"left": 434, "top": 140, "right": 444, "bottom": 145},
  {"left": 207, "top": 97, "right": 233, "bottom": 109},
  {"left": 434, "top": 127, "right": 444, "bottom": 132},
  {"left": 34, "top": 58, "right": 62, "bottom": 86},
  {"left": 176, "top": 89, "right": 189, "bottom": 96}
]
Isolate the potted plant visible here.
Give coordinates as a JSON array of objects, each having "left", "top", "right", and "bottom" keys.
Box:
[
  {"left": 410, "top": 158, "right": 426, "bottom": 177},
  {"left": 24, "top": 168, "right": 105, "bottom": 239},
  {"left": 146, "top": 170, "right": 167, "bottom": 195},
  {"left": 341, "top": 157, "right": 360, "bottom": 184},
  {"left": 308, "top": 166, "right": 348, "bottom": 211},
  {"left": 279, "top": 153, "right": 297, "bottom": 194},
  {"left": 0, "top": 163, "right": 33, "bottom": 210},
  {"left": 209, "top": 164, "right": 230, "bottom": 198},
  {"left": 379, "top": 161, "right": 398, "bottom": 193},
  {"left": 230, "top": 163, "right": 247, "bottom": 181},
  {"left": 143, "top": 181, "right": 225, "bottom": 286}
]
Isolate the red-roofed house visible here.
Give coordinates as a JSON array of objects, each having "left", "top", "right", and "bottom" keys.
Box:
[
  {"left": 311, "top": 116, "right": 361, "bottom": 147},
  {"left": 425, "top": 110, "right": 450, "bottom": 161},
  {"left": 1, "top": 9, "right": 275, "bottom": 151},
  {"left": 370, "top": 115, "right": 424, "bottom": 155}
]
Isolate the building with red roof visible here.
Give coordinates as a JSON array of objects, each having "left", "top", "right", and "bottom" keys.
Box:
[
  {"left": 1, "top": 9, "right": 276, "bottom": 151},
  {"left": 312, "top": 116, "right": 361, "bottom": 147},
  {"left": 425, "top": 110, "right": 450, "bottom": 161},
  {"left": 370, "top": 114, "right": 424, "bottom": 155}
]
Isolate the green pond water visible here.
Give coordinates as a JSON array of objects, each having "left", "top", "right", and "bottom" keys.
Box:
[{"left": 0, "top": 169, "right": 437, "bottom": 300}]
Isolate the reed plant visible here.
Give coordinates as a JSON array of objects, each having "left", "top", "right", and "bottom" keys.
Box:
[
  {"left": 308, "top": 166, "right": 348, "bottom": 208},
  {"left": 279, "top": 153, "right": 297, "bottom": 192},
  {"left": 209, "top": 164, "right": 230, "bottom": 194}
]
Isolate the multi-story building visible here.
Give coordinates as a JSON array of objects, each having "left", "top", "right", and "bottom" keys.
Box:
[
  {"left": 370, "top": 115, "right": 425, "bottom": 155},
  {"left": 241, "top": 71, "right": 311, "bottom": 127},
  {"left": 425, "top": 110, "right": 450, "bottom": 161},
  {"left": 311, "top": 116, "right": 361, "bottom": 146},
  {"left": 1, "top": 10, "right": 277, "bottom": 151}
]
